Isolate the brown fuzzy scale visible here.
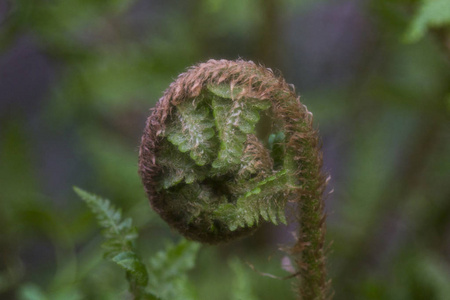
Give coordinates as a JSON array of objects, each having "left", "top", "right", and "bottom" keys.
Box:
[
  {"left": 239, "top": 135, "right": 273, "bottom": 179},
  {"left": 138, "top": 59, "right": 330, "bottom": 299}
]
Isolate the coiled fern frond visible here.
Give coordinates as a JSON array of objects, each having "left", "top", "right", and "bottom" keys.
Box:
[{"left": 139, "top": 59, "right": 329, "bottom": 299}]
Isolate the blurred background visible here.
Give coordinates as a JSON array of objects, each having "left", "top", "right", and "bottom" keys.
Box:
[{"left": 1, "top": 0, "right": 449, "bottom": 299}]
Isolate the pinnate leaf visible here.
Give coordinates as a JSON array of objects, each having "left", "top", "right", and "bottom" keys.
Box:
[{"left": 112, "top": 251, "right": 148, "bottom": 286}]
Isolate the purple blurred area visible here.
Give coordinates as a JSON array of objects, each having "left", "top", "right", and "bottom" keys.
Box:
[
  {"left": 0, "top": 37, "right": 53, "bottom": 117},
  {"left": 283, "top": 1, "right": 375, "bottom": 89}
]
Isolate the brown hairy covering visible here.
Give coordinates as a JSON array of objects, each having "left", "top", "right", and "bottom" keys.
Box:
[
  {"left": 138, "top": 59, "right": 330, "bottom": 299},
  {"left": 239, "top": 134, "right": 273, "bottom": 178}
]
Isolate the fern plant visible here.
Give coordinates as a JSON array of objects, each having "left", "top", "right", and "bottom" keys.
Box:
[
  {"left": 74, "top": 187, "right": 200, "bottom": 300},
  {"left": 139, "top": 59, "right": 330, "bottom": 299}
]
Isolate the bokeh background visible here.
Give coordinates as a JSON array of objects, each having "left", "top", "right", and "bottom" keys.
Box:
[{"left": 1, "top": 0, "right": 449, "bottom": 299}]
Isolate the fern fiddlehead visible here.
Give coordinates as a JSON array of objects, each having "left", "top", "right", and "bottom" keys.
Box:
[{"left": 139, "top": 59, "right": 329, "bottom": 299}]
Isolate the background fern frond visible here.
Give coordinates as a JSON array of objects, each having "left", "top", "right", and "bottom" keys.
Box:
[
  {"left": 147, "top": 239, "right": 201, "bottom": 300},
  {"left": 73, "top": 187, "right": 137, "bottom": 258},
  {"left": 74, "top": 187, "right": 157, "bottom": 300}
]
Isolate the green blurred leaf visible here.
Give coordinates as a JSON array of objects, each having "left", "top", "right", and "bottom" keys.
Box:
[
  {"left": 405, "top": 0, "right": 450, "bottom": 42},
  {"left": 417, "top": 254, "right": 450, "bottom": 300},
  {"left": 229, "top": 258, "right": 258, "bottom": 300},
  {"left": 148, "top": 240, "right": 200, "bottom": 300},
  {"left": 112, "top": 251, "right": 148, "bottom": 286},
  {"left": 17, "top": 284, "right": 48, "bottom": 300}
]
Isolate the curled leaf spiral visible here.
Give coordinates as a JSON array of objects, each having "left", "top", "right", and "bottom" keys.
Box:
[{"left": 139, "top": 59, "right": 329, "bottom": 298}]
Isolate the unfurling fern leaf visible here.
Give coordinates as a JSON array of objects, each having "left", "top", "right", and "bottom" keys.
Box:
[{"left": 139, "top": 59, "right": 330, "bottom": 299}]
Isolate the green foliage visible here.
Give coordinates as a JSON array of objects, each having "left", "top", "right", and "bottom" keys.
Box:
[
  {"left": 405, "top": 0, "right": 450, "bottom": 42},
  {"left": 229, "top": 258, "right": 258, "bottom": 300},
  {"left": 73, "top": 187, "right": 139, "bottom": 260},
  {"left": 74, "top": 188, "right": 202, "bottom": 300},
  {"left": 156, "top": 142, "right": 210, "bottom": 190},
  {"left": 166, "top": 99, "right": 217, "bottom": 166},
  {"left": 17, "top": 284, "right": 48, "bottom": 300},
  {"left": 74, "top": 188, "right": 154, "bottom": 299},
  {"left": 214, "top": 170, "right": 289, "bottom": 230},
  {"left": 208, "top": 84, "right": 270, "bottom": 170},
  {"left": 17, "top": 283, "right": 83, "bottom": 300},
  {"left": 112, "top": 252, "right": 148, "bottom": 287},
  {"left": 148, "top": 240, "right": 200, "bottom": 300}
]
